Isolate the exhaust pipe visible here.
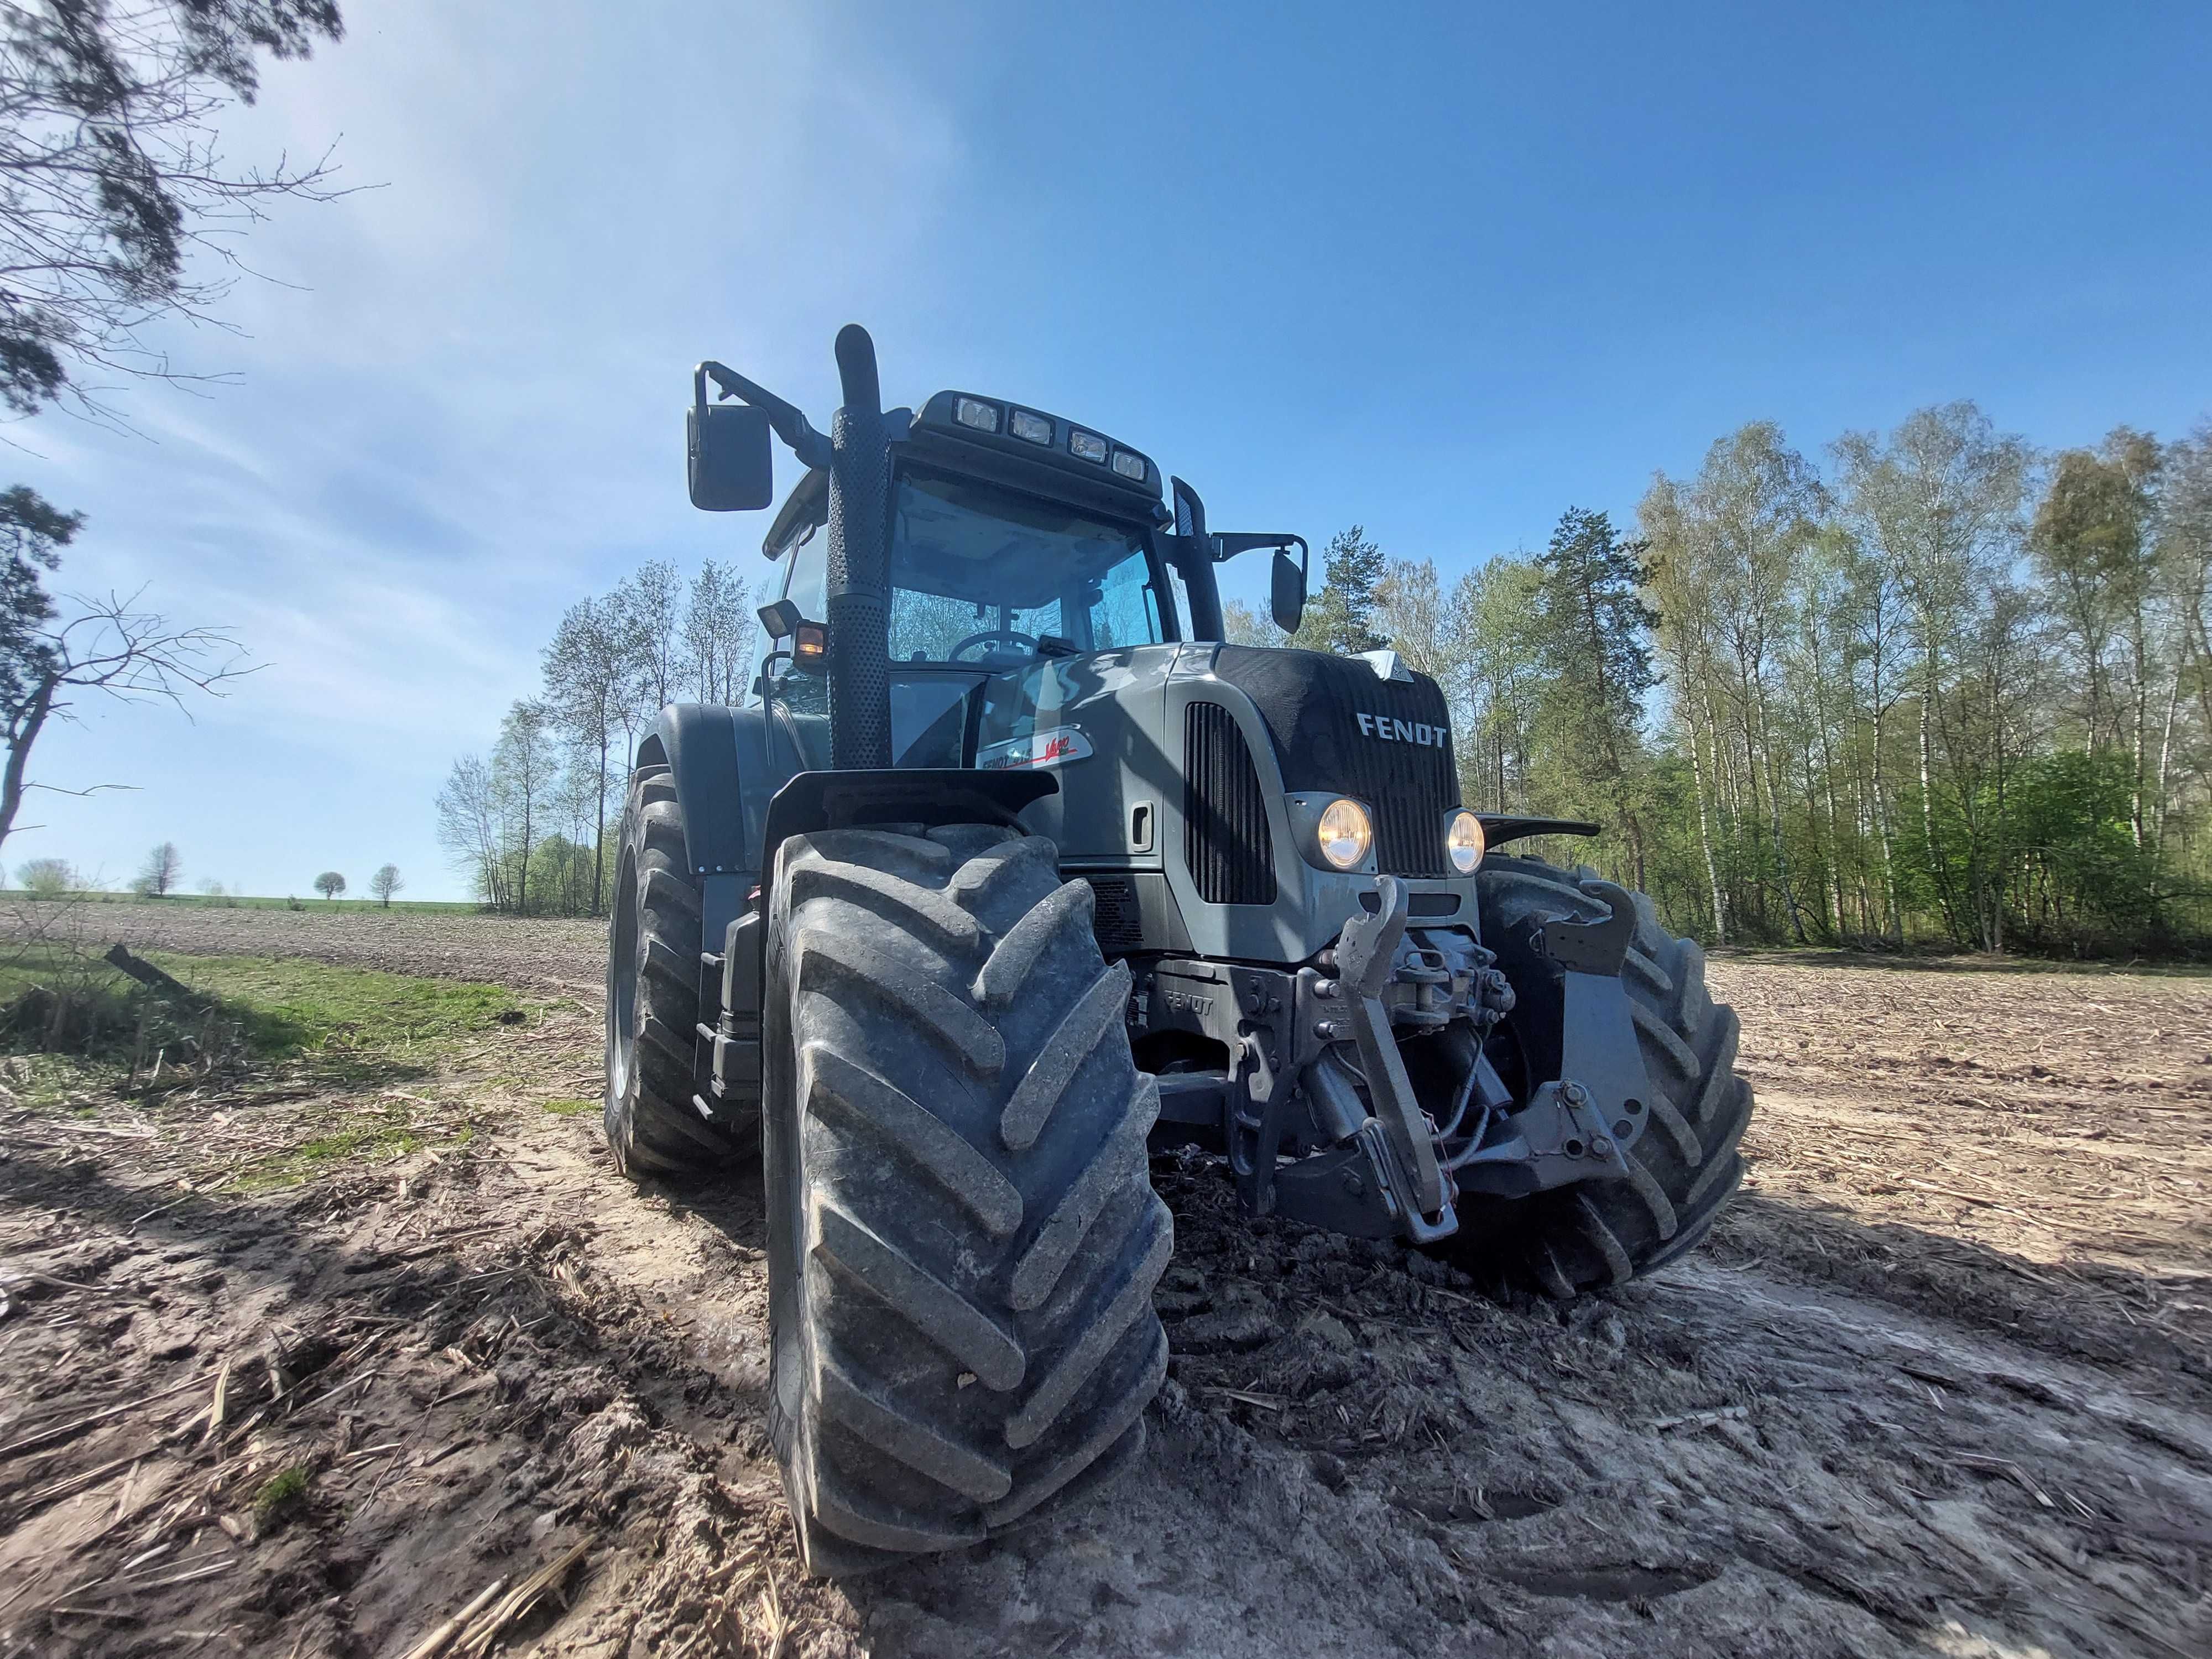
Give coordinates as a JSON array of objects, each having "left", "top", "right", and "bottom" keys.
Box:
[{"left": 826, "top": 323, "right": 893, "bottom": 769}]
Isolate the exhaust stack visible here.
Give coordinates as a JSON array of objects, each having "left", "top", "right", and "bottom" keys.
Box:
[{"left": 826, "top": 324, "right": 893, "bottom": 770}]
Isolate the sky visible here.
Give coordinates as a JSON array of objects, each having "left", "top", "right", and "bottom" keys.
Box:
[{"left": 7, "top": 1, "right": 2210, "bottom": 899}]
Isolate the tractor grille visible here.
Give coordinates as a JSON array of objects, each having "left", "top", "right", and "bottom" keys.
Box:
[
  {"left": 1211, "top": 645, "right": 1457, "bottom": 879},
  {"left": 1183, "top": 701, "right": 1277, "bottom": 905},
  {"left": 1324, "top": 708, "right": 1453, "bottom": 878}
]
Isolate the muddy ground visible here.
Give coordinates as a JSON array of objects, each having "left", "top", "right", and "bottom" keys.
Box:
[{"left": 2, "top": 906, "right": 2209, "bottom": 1657}]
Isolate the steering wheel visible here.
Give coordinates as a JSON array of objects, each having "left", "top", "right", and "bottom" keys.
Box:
[{"left": 949, "top": 628, "right": 1040, "bottom": 662}]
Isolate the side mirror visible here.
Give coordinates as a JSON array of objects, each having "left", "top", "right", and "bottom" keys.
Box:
[
  {"left": 689, "top": 369, "right": 774, "bottom": 511},
  {"left": 1271, "top": 549, "right": 1306, "bottom": 634}
]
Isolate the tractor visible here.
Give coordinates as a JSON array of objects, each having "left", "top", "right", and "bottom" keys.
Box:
[{"left": 604, "top": 325, "right": 1754, "bottom": 1576}]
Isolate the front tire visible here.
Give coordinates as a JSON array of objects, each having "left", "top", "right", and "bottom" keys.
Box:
[
  {"left": 1464, "top": 854, "right": 1754, "bottom": 1298},
  {"left": 763, "top": 824, "right": 1171, "bottom": 1576}
]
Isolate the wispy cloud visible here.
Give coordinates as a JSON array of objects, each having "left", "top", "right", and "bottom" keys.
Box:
[{"left": 5, "top": 1, "right": 971, "bottom": 898}]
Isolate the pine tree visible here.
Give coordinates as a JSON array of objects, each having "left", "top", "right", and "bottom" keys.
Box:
[
  {"left": 1533, "top": 507, "right": 1660, "bottom": 886},
  {"left": 1291, "top": 526, "right": 1388, "bottom": 654}
]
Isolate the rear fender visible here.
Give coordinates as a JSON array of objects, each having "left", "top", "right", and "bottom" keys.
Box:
[
  {"left": 636, "top": 703, "right": 786, "bottom": 1034},
  {"left": 638, "top": 704, "right": 781, "bottom": 878}
]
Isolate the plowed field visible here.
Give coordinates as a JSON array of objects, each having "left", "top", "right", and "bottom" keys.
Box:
[{"left": 3, "top": 904, "right": 2206, "bottom": 1658}]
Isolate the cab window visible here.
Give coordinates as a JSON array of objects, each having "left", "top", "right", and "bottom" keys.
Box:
[{"left": 887, "top": 470, "right": 1172, "bottom": 663}]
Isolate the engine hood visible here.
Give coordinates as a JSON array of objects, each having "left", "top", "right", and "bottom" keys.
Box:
[{"left": 1208, "top": 645, "right": 1460, "bottom": 879}]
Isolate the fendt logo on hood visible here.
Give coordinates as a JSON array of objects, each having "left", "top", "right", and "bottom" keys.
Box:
[{"left": 1357, "top": 711, "right": 1445, "bottom": 747}]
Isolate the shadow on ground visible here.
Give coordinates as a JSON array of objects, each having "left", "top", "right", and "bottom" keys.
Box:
[{"left": 6, "top": 1068, "right": 2209, "bottom": 1657}]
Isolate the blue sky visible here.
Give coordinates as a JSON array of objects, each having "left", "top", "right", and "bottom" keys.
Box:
[{"left": 8, "top": 1, "right": 2209, "bottom": 899}]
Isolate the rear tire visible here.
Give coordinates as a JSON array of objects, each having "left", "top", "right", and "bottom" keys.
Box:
[
  {"left": 604, "top": 766, "right": 747, "bottom": 1177},
  {"left": 763, "top": 823, "right": 1171, "bottom": 1577},
  {"left": 1460, "top": 854, "right": 1753, "bottom": 1298}
]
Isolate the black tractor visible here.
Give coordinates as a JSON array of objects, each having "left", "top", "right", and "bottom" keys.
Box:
[{"left": 606, "top": 325, "right": 1754, "bottom": 1575}]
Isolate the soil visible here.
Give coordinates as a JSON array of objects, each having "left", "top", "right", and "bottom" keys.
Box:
[
  {"left": 8, "top": 899, "right": 607, "bottom": 997},
  {"left": 2, "top": 907, "right": 2208, "bottom": 1658}
]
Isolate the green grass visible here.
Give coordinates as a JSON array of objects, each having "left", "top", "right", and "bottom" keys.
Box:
[
  {"left": 252, "top": 1465, "right": 312, "bottom": 1525},
  {"left": 0, "top": 947, "right": 518, "bottom": 1047},
  {"left": 2, "top": 946, "right": 524, "bottom": 1188},
  {"left": 1, "top": 946, "right": 525, "bottom": 1097},
  {"left": 541, "top": 1097, "right": 597, "bottom": 1117},
  {"left": 0, "top": 1052, "right": 105, "bottom": 1110},
  {"left": 165, "top": 955, "right": 521, "bottom": 1055},
  {"left": 0, "top": 944, "right": 109, "bottom": 1008},
  {"left": 231, "top": 1110, "right": 479, "bottom": 1192}
]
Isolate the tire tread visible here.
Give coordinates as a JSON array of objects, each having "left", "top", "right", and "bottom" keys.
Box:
[{"left": 767, "top": 826, "right": 1169, "bottom": 1575}]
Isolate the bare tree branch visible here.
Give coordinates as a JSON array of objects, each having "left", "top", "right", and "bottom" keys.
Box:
[
  {"left": 0, "top": 576, "right": 253, "bottom": 849},
  {"left": 24, "top": 776, "right": 134, "bottom": 793},
  {"left": 0, "top": 0, "right": 348, "bottom": 421}
]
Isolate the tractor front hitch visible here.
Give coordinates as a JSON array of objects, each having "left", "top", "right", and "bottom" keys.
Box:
[
  {"left": 1323, "top": 877, "right": 1457, "bottom": 1231},
  {"left": 1146, "top": 878, "right": 1664, "bottom": 1245},
  {"left": 1274, "top": 877, "right": 1665, "bottom": 1235},
  {"left": 1269, "top": 878, "right": 1462, "bottom": 1244}
]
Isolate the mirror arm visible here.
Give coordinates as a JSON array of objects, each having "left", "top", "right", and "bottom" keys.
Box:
[
  {"left": 1213, "top": 533, "right": 1308, "bottom": 571},
  {"left": 698, "top": 362, "right": 832, "bottom": 471}
]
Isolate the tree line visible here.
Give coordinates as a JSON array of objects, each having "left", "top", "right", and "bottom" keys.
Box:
[
  {"left": 13, "top": 846, "right": 401, "bottom": 905},
  {"left": 436, "top": 560, "right": 760, "bottom": 914},
  {"left": 476, "top": 398, "right": 2211, "bottom": 956},
  {"left": 1232, "top": 402, "right": 2212, "bottom": 955}
]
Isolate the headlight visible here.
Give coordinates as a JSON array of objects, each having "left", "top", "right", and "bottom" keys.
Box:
[
  {"left": 1317, "top": 799, "right": 1373, "bottom": 870},
  {"left": 953, "top": 396, "right": 1000, "bottom": 433},
  {"left": 1447, "top": 809, "right": 1485, "bottom": 875}
]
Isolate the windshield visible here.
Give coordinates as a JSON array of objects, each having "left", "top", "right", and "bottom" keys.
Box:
[{"left": 886, "top": 470, "right": 1169, "bottom": 662}]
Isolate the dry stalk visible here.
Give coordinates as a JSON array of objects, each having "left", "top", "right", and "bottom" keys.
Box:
[
  {"left": 0, "top": 1369, "right": 212, "bottom": 1458},
  {"left": 400, "top": 1575, "right": 509, "bottom": 1659},
  {"left": 198, "top": 1358, "right": 232, "bottom": 1446},
  {"left": 452, "top": 1536, "right": 593, "bottom": 1657}
]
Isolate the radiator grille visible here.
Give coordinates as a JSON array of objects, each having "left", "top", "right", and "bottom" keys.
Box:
[
  {"left": 1183, "top": 701, "right": 1277, "bottom": 905},
  {"left": 1331, "top": 719, "right": 1453, "bottom": 878},
  {"left": 1210, "top": 646, "right": 1456, "bottom": 879}
]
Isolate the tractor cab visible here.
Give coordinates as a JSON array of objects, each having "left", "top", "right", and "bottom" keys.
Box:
[{"left": 745, "top": 406, "right": 1187, "bottom": 776}]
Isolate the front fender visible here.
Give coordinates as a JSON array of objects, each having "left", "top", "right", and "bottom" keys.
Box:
[{"left": 758, "top": 768, "right": 1058, "bottom": 888}]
